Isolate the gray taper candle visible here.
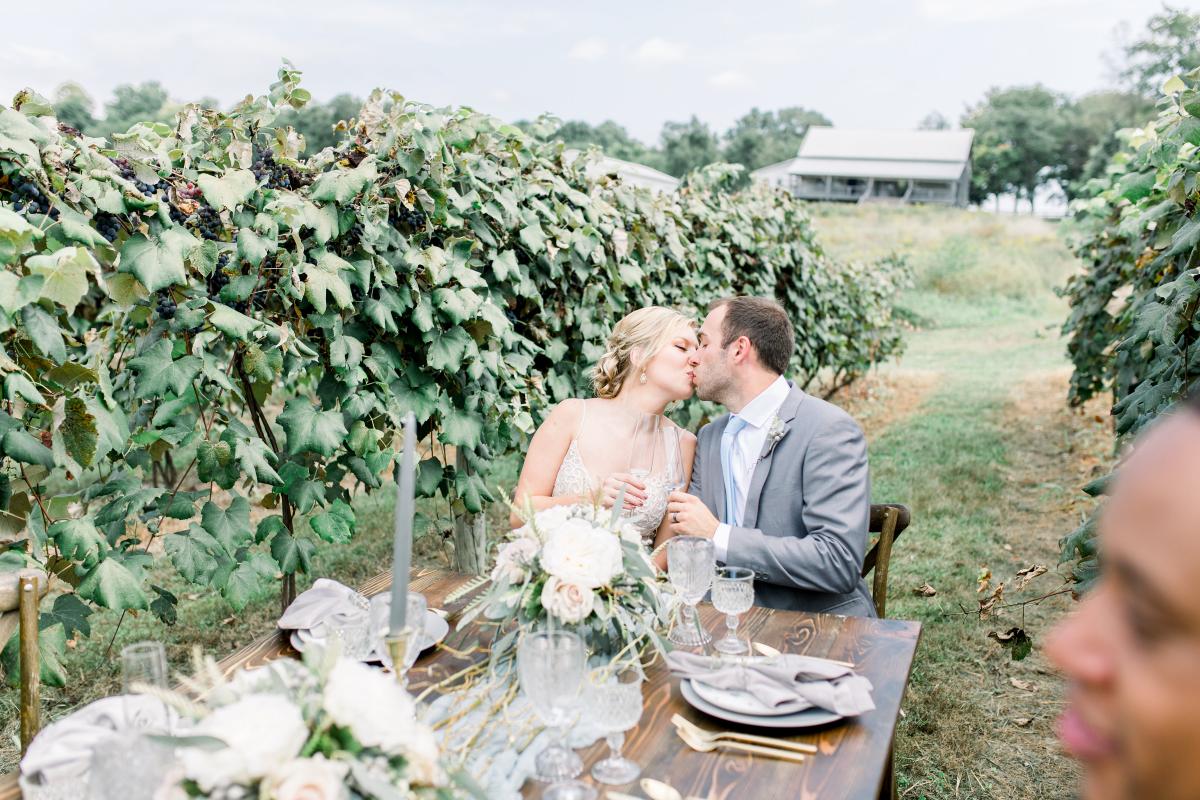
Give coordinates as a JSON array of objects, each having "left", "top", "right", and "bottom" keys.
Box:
[{"left": 388, "top": 412, "right": 416, "bottom": 636}]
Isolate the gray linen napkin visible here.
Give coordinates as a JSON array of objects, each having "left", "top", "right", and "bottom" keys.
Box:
[
  {"left": 277, "top": 578, "right": 368, "bottom": 635},
  {"left": 20, "top": 695, "right": 180, "bottom": 784},
  {"left": 667, "top": 651, "right": 876, "bottom": 716}
]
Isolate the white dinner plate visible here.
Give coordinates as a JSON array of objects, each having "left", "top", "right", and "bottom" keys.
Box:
[
  {"left": 680, "top": 679, "right": 844, "bottom": 729},
  {"left": 689, "top": 679, "right": 810, "bottom": 717}
]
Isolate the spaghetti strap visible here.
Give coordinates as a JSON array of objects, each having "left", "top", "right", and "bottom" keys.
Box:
[{"left": 576, "top": 398, "right": 588, "bottom": 440}]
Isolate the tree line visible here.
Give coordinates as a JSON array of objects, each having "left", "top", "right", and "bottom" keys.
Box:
[{"left": 43, "top": 6, "right": 1200, "bottom": 209}]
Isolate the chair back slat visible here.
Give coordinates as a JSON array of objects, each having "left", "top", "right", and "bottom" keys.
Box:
[{"left": 862, "top": 504, "right": 912, "bottom": 618}]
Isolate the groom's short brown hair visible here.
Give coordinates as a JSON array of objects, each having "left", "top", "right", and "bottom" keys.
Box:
[{"left": 710, "top": 296, "right": 795, "bottom": 375}]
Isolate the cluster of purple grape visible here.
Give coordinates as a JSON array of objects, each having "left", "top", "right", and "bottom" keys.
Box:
[
  {"left": 389, "top": 202, "right": 426, "bottom": 231},
  {"left": 207, "top": 253, "right": 231, "bottom": 297},
  {"left": 193, "top": 205, "right": 223, "bottom": 240},
  {"left": 94, "top": 212, "right": 121, "bottom": 243},
  {"left": 156, "top": 291, "right": 176, "bottom": 320},
  {"left": 9, "top": 180, "right": 57, "bottom": 219},
  {"left": 251, "top": 151, "right": 303, "bottom": 191}
]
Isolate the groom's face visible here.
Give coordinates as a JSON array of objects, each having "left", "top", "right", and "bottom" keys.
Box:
[{"left": 691, "top": 306, "right": 736, "bottom": 403}]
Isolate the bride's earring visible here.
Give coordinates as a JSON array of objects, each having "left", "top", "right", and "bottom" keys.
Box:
[{"left": 639, "top": 371, "right": 647, "bottom": 384}]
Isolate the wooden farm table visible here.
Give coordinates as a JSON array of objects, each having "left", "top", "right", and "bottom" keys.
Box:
[{"left": 0, "top": 567, "right": 921, "bottom": 800}]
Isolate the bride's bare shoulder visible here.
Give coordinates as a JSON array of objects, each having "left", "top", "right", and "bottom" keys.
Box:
[
  {"left": 664, "top": 418, "right": 698, "bottom": 447},
  {"left": 539, "top": 398, "right": 586, "bottom": 432}
]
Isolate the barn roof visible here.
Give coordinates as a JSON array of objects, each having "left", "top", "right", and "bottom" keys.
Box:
[{"left": 787, "top": 127, "right": 973, "bottom": 181}]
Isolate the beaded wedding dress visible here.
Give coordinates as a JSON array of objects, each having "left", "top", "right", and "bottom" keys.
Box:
[{"left": 550, "top": 401, "right": 678, "bottom": 548}]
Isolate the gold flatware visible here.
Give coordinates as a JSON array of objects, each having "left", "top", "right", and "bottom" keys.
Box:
[
  {"left": 752, "top": 642, "right": 855, "bottom": 669},
  {"left": 675, "top": 725, "right": 807, "bottom": 763},
  {"left": 671, "top": 713, "right": 818, "bottom": 755}
]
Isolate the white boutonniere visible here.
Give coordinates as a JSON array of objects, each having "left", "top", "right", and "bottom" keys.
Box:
[{"left": 761, "top": 415, "right": 787, "bottom": 460}]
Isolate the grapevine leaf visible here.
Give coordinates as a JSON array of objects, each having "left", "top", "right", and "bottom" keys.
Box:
[
  {"left": 61, "top": 396, "right": 98, "bottom": 467},
  {"left": 5, "top": 373, "right": 45, "bottom": 406},
  {"left": 309, "top": 158, "right": 378, "bottom": 205},
  {"left": 236, "top": 436, "right": 283, "bottom": 485},
  {"left": 303, "top": 252, "right": 354, "bottom": 314},
  {"left": 119, "top": 228, "right": 196, "bottom": 293},
  {"left": 197, "top": 170, "right": 257, "bottom": 212},
  {"left": 279, "top": 399, "right": 348, "bottom": 457},
  {"left": 21, "top": 304, "right": 66, "bottom": 363},
  {"left": 439, "top": 408, "right": 483, "bottom": 449},
  {"left": 279, "top": 463, "right": 325, "bottom": 515},
  {"left": 3, "top": 429, "right": 56, "bottom": 468},
  {"left": 270, "top": 530, "right": 315, "bottom": 575},
  {"left": 149, "top": 584, "right": 178, "bottom": 625},
  {"left": 127, "top": 339, "right": 202, "bottom": 399},
  {"left": 165, "top": 530, "right": 220, "bottom": 585},
  {"left": 200, "top": 496, "right": 253, "bottom": 557},
  {"left": 309, "top": 500, "right": 355, "bottom": 544},
  {"left": 426, "top": 327, "right": 473, "bottom": 372},
  {"left": 26, "top": 246, "right": 95, "bottom": 311},
  {"left": 222, "top": 552, "right": 279, "bottom": 611},
  {"left": 38, "top": 593, "right": 93, "bottom": 639},
  {"left": 416, "top": 458, "right": 444, "bottom": 497},
  {"left": 209, "top": 303, "right": 264, "bottom": 341},
  {"left": 0, "top": 205, "right": 42, "bottom": 266},
  {"left": 77, "top": 557, "right": 149, "bottom": 611}
]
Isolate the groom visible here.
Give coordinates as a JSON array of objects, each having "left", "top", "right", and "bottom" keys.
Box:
[{"left": 666, "top": 296, "right": 876, "bottom": 617}]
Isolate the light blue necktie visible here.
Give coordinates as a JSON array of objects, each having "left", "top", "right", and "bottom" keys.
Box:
[{"left": 720, "top": 415, "right": 749, "bottom": 525}]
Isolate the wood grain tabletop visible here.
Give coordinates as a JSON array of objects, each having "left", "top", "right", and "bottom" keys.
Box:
[{"left": 1, "top": 567, "right": 921, "bottom": 800}]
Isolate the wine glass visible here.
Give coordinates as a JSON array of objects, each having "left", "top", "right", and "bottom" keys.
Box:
[
  {"left": 377, "top": 592, "right": 428, "bottom": 688},
  {"left": 712, "top": 566, "right": 755, "bottom": 655},
  {"left": 120, "top": 641, "right": 169, "bottom": 730},
  {"left": 586, "top": 659, "right": 645, "bottom": 785},
  {"left": 664, "top": 425, "right": 685, "bottom": 492},
  {"left": 667, "top": 536, "right": 714, "bottom": 647},
  {"left": 623, "top": 413, "right": 663, "bottom": 513},
  {"left": 517, "top": 630, "right": 594, "bottom": 800}
]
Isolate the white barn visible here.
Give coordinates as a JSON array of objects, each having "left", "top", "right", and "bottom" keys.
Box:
[
  {"left": 566, "top": 150, "right": 680, "bottom": 194},
  {"left": 751, "top": 127, "right": 974, "bottom": 207}
]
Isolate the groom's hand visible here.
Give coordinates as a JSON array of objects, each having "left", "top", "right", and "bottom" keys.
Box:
[{"left": 666, "top": 491, "right": 719, "bottom": 539}]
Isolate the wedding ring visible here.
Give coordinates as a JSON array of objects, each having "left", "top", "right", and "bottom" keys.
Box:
[{"left": 672, "top": 512, "right": 679, "bottom": 524}]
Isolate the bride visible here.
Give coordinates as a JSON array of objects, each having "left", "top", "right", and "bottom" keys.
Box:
[{"left": 511, "top": 306, "right": 698, "bottom": 558}]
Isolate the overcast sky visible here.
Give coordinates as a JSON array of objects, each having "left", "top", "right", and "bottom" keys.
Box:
[{"left": 0, "top": 0, "right": 1175, "bottom": 144}]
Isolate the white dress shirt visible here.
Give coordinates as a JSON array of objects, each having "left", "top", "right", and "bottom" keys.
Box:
[{"left": 712, "top": 375, "right": 791, "bottom": 563}]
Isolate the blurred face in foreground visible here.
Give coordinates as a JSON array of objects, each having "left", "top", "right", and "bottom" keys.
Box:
[{"left": 1046, "top": 412, "right": 1200, "bottom": 800}]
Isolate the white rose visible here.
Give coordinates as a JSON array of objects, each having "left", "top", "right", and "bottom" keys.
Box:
[
  {"left": 181, "top": 694, "right": 308, "bottom": 791},
  {"left": 526, "top": 504, "right": 577, "bottom": 540},
  {"left": 617, "top": 521, "right": 643, "bottom": 545},
  {"left": 401, "top": 723, "right": 445, "bottom": 786},
  {"left": 539, "top": 518, "right": 623, "bottom": 589},
  {"left": 265, "top": 755, "right": 349, "bottom": 800},
  {"left": 540, "top": 576, "right": 595, "bottom": 624},
  {"left": 323, "top": 658, "right": 417, "bottom": 755},
  {"left": 490, "top": 537, "right": 539, "bottom": 584}
]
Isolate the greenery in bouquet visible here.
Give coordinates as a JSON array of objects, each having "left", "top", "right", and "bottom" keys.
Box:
[
  {"left": 146, "top": 646, "right": 479, "bottom": 800},
  {"left": 459, "top": 503, "right": 672, "bottom": 662}
]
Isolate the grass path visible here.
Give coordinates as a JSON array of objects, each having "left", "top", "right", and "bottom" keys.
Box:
[{"left": 834, "top": 304, "right": 1111, "bottom": 799}]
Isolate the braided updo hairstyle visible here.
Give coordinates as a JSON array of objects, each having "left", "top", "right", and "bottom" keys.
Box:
[{"left": 591, "top": 306, "right": 694, "bottom": 398}]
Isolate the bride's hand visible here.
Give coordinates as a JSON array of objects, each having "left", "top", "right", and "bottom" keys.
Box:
[{"left": 600, "top": 473, "right": 648, "bottom": 511}]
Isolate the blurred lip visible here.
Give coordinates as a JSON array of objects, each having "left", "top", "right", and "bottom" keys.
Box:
[{"left": 1056, "top": 706, "right": 1118, "bottom": 761}]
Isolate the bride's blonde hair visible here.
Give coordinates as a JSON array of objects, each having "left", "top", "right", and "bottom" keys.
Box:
[{"left": 592, "top": 306, "right": 694, "bottom": 399}]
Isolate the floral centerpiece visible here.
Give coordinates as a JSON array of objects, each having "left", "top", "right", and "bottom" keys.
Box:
[
  {"left": 150, "top": 647, "right": 478, "bottom": 800},
  {"left": 460, "top": 503, "right": 672, "bottom": 661}
]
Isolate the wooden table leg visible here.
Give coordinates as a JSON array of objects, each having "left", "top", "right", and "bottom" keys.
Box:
[{"left": 878, "top": 742, "right": 897, "bottom": 800}]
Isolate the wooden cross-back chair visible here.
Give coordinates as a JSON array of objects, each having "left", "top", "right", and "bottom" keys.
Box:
[{"left": 862, "top": 504, "right": 912, "bottom": 619}]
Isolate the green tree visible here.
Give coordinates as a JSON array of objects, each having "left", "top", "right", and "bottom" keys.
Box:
[
  {"left": 99, "top": 82, "right": 171, "bottom": 137},
  {"left": 722, "top": 106, "right": 831, "bottom": 174},
  {"left": 275, "top": 93, "right": 362, "bottom": 153},
  {"left": 543, "top": 119, "right": 663, "bottom": 169},
  {"left": 1118, "top": 5, "right": 1200, "bottom": 97},
  {"left": 660, "top": 116, "right": 719, "bottom": 178},
  {"left": 1062, "top": 91, "right": 1156, "bottom": 192},
  {"left": 917, "top": 111, "right": 950, "bottom": 130},
  {"left": 52, "top": 83, "right": 97, "bottom": 134},
  {"left": 962, "top": 85, "right": 1071, "bottom": 212}
]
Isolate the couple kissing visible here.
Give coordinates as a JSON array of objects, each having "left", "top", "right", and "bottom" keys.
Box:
[{"left": 512, "top": 296, "right": 876, "bottom": 618}]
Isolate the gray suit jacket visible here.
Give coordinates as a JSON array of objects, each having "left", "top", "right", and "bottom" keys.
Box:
[{"left": 689, "top": 385, "right": 876, "bottom": 617}]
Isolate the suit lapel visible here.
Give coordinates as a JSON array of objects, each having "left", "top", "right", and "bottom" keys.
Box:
[
  {"left": 709, "top": 415, "right": 729, "bottom": 519},
  {"left": 741, "top": 386, "right": 806, "bottom": 529}
]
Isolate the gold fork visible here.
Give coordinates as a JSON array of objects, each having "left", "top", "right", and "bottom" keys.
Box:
[
  {"left": 675, "top": 725, "right": 807, "bottom": 763},
  {"left": 671, "top": 713, "right": 817, "bottom": 755}
]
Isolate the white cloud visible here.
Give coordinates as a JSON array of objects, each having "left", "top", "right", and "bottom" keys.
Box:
[
  {"left": 490, "top": 88, "right": 512, "bottom": 103},
  {"left": 568, "top": 37, "right": 608, "bottom": 62},
  {"left": 709, "top": 70, "right": 752, "bottom": 90},
  {"left": 632, "top": 37, "right": 687, "bottom": 64},
  {"left": 917, "top": 0, "right": 1092, "bottom": 23}
]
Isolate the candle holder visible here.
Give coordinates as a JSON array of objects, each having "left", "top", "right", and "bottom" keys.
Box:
[{"left": 385, "top": 635, "right": 411, "bottom": 689}]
